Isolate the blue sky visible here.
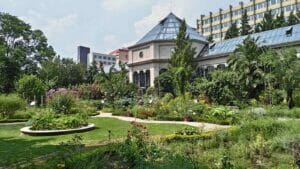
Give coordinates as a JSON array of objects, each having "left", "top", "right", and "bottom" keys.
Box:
[{"left": 0, "top": 0, "right": 241, "bottom": 59}]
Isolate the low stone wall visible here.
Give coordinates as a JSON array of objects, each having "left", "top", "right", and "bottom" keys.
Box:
[{"left": 20, "top": 123, "right": 95, "bottom": 136}]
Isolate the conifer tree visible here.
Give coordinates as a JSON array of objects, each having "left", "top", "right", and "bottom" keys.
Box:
[
  {"left": 287, "top": 11, "right": 299, "bottom": 26},
  {"left": 169, "top": 19, "right": 196, "bottom": 96},
  {"left": 225, "top": 22, "right": 239, "bottom": 39},
  {"left": 274, "top": 11, "right": 287, "bottom": 28},
  {"left": 240, "top": 10, "right": 252, "bottom": 36},
  {"left": 259, "top": 11, "right": 275, "bottom": 31}
]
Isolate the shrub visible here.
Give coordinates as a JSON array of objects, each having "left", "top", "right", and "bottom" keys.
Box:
[
  {"left": 0, "top": 94, "right": 26, "bottom": 118},
  {"left": 16, "top": 75, "right": 46, "bottom": 105},
  {"left": 30, "top": 113, "right": 88, "bottom": 130},
  {"left": 75, "top": 83, "right": 103, "bottom": 100},
  {"left": 239, "top": 118, "right": 287, "bottom": 140},
  {"left": 48, "top": 94, "right": 75, "bottom": 114},
  {"left": 295, "top": 90, "right": 300, "bottom": 107}
]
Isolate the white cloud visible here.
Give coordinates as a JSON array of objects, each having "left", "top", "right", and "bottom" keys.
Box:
[
  {"left": 134, "top": 1, "right": 185, "bottom": 37},
  {"left": 101, "top": 0, "right": 145, "bottom": 11},
  {"left": 44, "top": 14, "right": 78, "bottom": 35}
]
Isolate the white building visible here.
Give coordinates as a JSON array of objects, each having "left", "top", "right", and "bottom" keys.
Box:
[
  {"left": 88, "top": 52, "right": 116, "bottom": 68},
  {"left": 128, "top": 13, "right": 208, "bottom": 88},
  {"left": 128, "top": 13, "right": 300, "bottom": 89}
]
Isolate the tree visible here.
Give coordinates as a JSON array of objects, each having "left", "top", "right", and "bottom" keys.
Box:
[
  {"left": 240, "top": 10, "right": 252, "bottom": 36},
  {"left": 154, "top": 71, "right": 174, "bottom": 96},
  {"left": 0, "top": 13, "right": 56, "bottom": 93},
  {"left": 259, "top": 11, "right": 275, "bottom": 31},
  {"left": 274, "top": 11, "right": 287, "bottom": 28},
  {"left": 224, "top": 22, "right": 239, "bottom": 40},
  {"left": 96, "top": 63, "right": 136, "bottom": 107},
  {"left": 277, "top": 48, "right": 300, "bottom": 109},
  {"left": 228, "top": 36, "right": 265, "bottom": 99},
  {"left": 169, "top": 19, "right": 196, "bottom": 96},
  {"left": 287, "top": 11, "right": 299, "bottom": 26},
  {"left": 38, "top": 57, "right": 85, "bottom": 89},
  {"left": 85, "top": 61, "right": 99, "bottom": 84},
  {"left": 16, "top": 75, "right": 46, "bottom": 105}
]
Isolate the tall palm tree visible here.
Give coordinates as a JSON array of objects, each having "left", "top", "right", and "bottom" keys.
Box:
[{"left": 228, "top": 36, "right": 265, "bottom": 99}]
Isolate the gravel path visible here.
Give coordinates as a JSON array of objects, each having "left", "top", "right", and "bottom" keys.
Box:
[{"left": 94, "top": 113, "right": 230, "bottom": 131}]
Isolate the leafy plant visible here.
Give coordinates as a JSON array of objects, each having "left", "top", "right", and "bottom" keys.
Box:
[
  {"left": 0, "top": 94, "right": 26, "bottom": 119},
  {"left": 48, "top": 94, "right": 75, "bottom": 114}
]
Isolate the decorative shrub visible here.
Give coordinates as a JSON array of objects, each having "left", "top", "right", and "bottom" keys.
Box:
[
  {"left": 0, "top": 94, "right": 26, "bottom": 118},
  {"left": 48, "top": 94, "right": 75, "bottom": 114},
  {"left": 75, "top": 100, "right": 98, "bottom": 116},
  {"left": 16, "top": 75, "right": 46, "bottom": 105},
  {"left": 30, "top": 113, "right": 88, "bottom": 130},
  {"left": 75, "top": 83, "right": 103, "bottom": 100}
]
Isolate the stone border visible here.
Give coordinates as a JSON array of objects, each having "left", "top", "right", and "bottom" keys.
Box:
[{"left": 20, "top": 123, "right": 95, "bottom": 136}]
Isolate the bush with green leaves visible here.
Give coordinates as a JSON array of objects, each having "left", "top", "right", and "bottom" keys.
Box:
[
  {"left": 30, "top": 112, "right": 88, "bottom": 130},
  {"left": 16, "top": 75, "right": 46, "bottom": 105},
  {"left": 48, "top": 94, "right": 75, "bottom": 114},
  {"left": 155, "top": 93, "right": 204, "bottom": 121},
  {"left": 0, "top": 94, "right": 26, "bottom": 118}
]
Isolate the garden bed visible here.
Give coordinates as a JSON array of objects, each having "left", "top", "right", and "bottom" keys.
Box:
[{"left": 20, "top": 123, "right": 95, "bottom": 136}]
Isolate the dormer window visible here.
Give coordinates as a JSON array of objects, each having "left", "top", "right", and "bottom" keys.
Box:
[
  {"left": 286, "top": 27, "right": 293, "bottom": 37},
  {"left": 139, "top": 51, "right": 144, "bottom": 58}
]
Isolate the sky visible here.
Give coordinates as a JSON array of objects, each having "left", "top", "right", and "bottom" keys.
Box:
[{"left": 0, "top": 0, "right": 241, "bottom": 60}]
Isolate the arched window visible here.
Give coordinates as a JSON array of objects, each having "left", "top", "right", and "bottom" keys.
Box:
[
  {"left": 133, "top": 72, "right": 139, "bottom": 86},
  {"left": 145, "top": 70, "right": 150, "bottom": 88},
  {"left": 139, "top": 71, "right": 145, "bottom": 88}
]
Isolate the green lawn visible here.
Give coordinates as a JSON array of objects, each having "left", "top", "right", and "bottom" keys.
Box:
[{"left": 0, "top": 117, "right": 191, "bottom": 166}]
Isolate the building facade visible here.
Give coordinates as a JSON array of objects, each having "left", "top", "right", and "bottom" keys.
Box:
[
  {"left": 197, "top": 0, "right": 300, "bottom": 42},
  {"left": 128, "top": 13, "right": 208, "bottom": 88},
  {"left": 77, "top": 46, "right": 90, "bottom": 67},
  {"left": 129, "top": 13, "right": 300, "bottom": 89},
  {"left": 110, "top": 48, "right": 129, "bottom": 63},
  {"left": 89, "top": 52, "right": 117, "bottom": 68}
]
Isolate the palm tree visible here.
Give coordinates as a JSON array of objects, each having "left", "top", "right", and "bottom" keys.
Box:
[{"left": 228, "top": 36, "right": 265, "bottom": 99}]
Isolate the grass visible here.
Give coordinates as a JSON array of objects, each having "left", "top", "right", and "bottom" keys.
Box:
[{"left": 0, "top": 117, "right": 192, "bottom": 166}]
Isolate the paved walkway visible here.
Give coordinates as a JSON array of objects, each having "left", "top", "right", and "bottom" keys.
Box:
[{"left": 94, "top": 113, "right": 230, "bottom": 131}]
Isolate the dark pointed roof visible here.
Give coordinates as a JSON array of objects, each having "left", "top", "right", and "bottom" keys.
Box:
[{"left": 134, "top": 13, "right": 208, "bottom": 46}]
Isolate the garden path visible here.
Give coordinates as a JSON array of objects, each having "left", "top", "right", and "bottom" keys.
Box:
[{"left": 94, "top": 113, "right": 230, "bottom": 131}]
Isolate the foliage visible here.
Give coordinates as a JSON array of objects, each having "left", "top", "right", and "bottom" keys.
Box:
[
  {"left": 276, "top": 48, "right": 300, "bottom": 109},
  {"left": 85, "top": 61, "right": 99, "bottom": 84},
  {"left": 96, "top": 62, "right": 137, "bottom": 108},
  {"left": 39, "top": 58, "right": 85, "bottom": 89},
  {"left": 206, "top": 35, "right": 214, "bottom": 43},
  {"left": 197, "top": 70, "right": 242, "bottom": 105},
  {"left": 228, "top": 36, "right": 265, "bottom": 100},
  {"left": 224, "top": 22, "right": 239, "bottom": 39},
  {"left": 30, "top": 112, "right": 88, "bottom": 130},
  {"left": 169, "top": 20, "right": 196, "bottom": 96},
  {"left": 0, "top": 13, "right": 55, "bottom": 93},
  {"left": 274, "top": 11, "right": 287, "bottom": 28},
  {"left": 155, "top": 93, "right": 204, "bottom": 121},
  {"left": 240, "top": 10, "right": 252, "bottom": 36},
  {"left": 16, "top": 75, "right": 46, "bottom": 105},
  {"left": 154, "top": 71, "right": 174, "bottom": 96},
  {"left": 75, "top": 83, "right": 103, "bottom": 100},
  {"left": 0, "top": 94, "right": 26, "bottom": 118},
  {"left": 257, "top": 11, "right": 275, "bottom": 32},
  {"left": 287, "top": 11, "right": 299, "bottom": 26},
  {"left": 48, "top": 94, "right": 75, "bottom": 114}
]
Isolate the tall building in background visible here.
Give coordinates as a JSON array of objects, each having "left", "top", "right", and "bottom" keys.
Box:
[
  {"left": 197, "top": 0, "right": 300, "bottom": 42},
  {"left": 89, "top": 52, "right": 117, "bottom": 68},
  {"left": 109, "top": 48, "right": 129, "bottom": 63},
  {"left": 77, "top": 46, "right": 90, "bottom": 67}
]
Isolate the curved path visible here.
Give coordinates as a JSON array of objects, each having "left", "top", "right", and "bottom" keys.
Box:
[{"left": 94, "top": 113, "right": 230, "bottom": 131}]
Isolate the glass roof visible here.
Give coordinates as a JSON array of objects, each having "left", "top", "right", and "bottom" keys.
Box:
[
  {"left": 206, "top": 24, "right": 300, "bottom": 57},
  {"left": 135, "top": 13, "right": 208, "bottom": 45}
]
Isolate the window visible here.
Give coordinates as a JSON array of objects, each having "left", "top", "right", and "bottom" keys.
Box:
[
  {"left": 139, "top": 51, "right": 144, "bottom": 58},
  {"left": 103, "top": 56, "right": 107, "bottom": 60},
  {"left": 204, "top": 19, "right": 210, "bottom": 24},
  {"left": 112, "top": 58, "right": 116, "bottom": 61}
]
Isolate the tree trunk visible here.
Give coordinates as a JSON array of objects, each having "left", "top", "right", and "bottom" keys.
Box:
[{"left": 287, "top": 89, "right": 295, "bottom": 109}]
